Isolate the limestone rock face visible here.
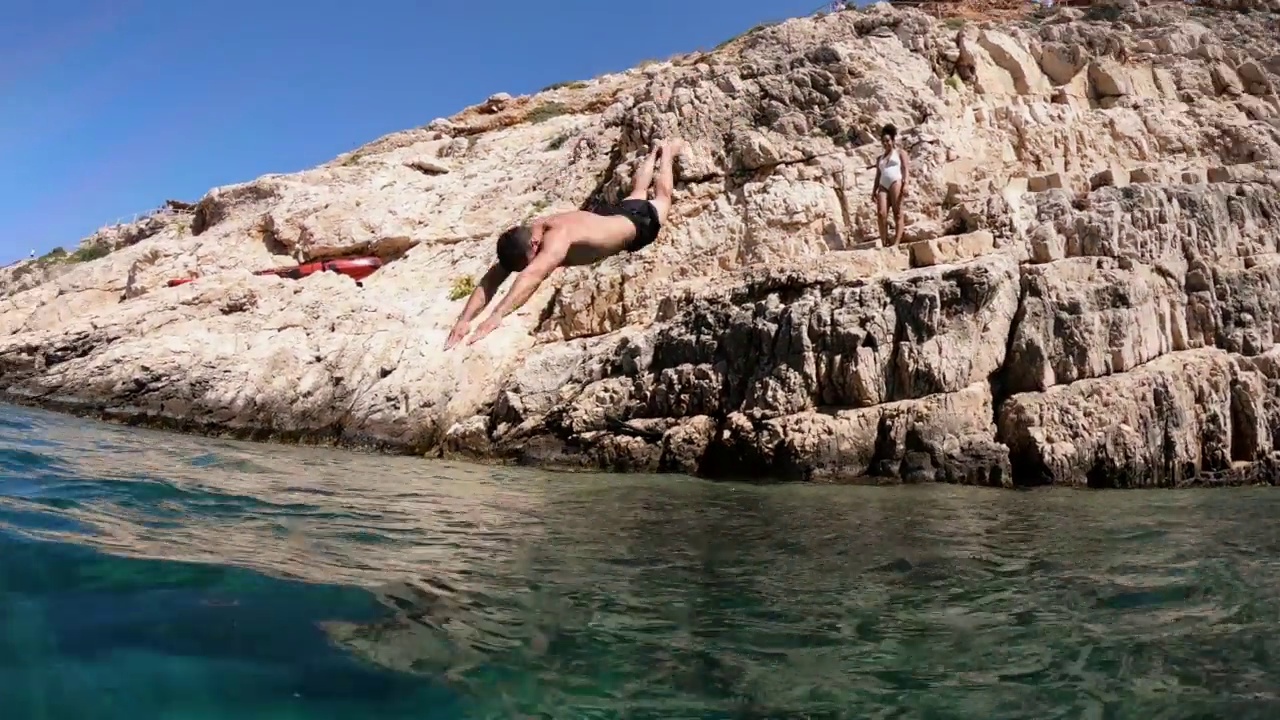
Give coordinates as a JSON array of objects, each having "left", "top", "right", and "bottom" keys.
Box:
[{"left": 3, "top": 2, "right": 1280, "bottom": 488}]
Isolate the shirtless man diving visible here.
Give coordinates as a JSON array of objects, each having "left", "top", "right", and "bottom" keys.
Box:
[{"left": 445, "top": 137, "right": 686, "bottom": 349}]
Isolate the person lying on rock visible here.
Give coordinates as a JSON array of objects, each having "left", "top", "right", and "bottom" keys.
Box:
[
  {"left": 445, "top": 137, "right": 687, "bottom": 349},
  {"left": 872, "top": 123, "right": 910, "bottom": 247}
]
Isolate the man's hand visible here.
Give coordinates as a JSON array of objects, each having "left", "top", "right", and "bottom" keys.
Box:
[
  {"left": 443, "top": 263, "right": 512, "bottom": 350},
  {"left": 444, "top": 321, "right": 469, "bottom": 350},
  {"left": 466, "top": 316, "right": 500, "bottom": 345}
]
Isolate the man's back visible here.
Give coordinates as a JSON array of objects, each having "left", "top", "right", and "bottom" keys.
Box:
[{"left": 537, "top": 210, "right": 637, "bottom": 267}]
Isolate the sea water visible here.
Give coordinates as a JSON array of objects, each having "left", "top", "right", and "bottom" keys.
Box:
[{"left": 3, "top": 403, "right": 1280, "bottom": 718}]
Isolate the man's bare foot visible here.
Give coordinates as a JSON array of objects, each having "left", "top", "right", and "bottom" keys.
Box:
[{"left": 665, "top": 138, "right": 688, "bottom": 157}]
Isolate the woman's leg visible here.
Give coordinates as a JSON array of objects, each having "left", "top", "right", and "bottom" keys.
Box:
[
  {"left": 875, "top": 188, "right": 889, "bottom": 247},
  {"left": 888, "top": 181, "right": 905, "bottom": 245}
]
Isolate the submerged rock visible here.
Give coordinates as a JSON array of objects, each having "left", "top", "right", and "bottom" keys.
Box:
[{"left": 3, "top": 1, "right": 1280, "bottom": 487}]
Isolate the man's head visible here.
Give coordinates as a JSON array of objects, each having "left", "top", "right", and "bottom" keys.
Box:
[
  {"left": 880, "top": 123, "right": 897, "bottom": 150},
  {"left": 496, "top": 225, "right": 537, "bottom": 273}
]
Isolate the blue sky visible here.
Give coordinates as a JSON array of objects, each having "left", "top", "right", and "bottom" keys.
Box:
[{"left": 0, "top": 0, "right": 833, "bottom": 263}]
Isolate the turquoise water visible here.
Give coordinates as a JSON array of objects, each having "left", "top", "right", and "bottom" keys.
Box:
[{"left": 4, "top": 405, "right": 1280, "bottom": 717}]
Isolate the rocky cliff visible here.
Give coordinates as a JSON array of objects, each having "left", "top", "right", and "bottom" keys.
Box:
[{"left": 3, "top": 0, "right": 1280, "bottom": 488}]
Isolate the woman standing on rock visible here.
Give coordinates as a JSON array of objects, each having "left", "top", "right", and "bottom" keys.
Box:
[{"left": 872, "top": 124, "right": 909, "bottom": 247}]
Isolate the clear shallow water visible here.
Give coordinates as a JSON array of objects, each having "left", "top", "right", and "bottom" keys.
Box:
[{"left": 4, "top": 407, "right": 1280, "bottom": 718}]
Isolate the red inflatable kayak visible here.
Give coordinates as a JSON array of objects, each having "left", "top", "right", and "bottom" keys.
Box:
[{"left": 167, "top": 256, "right": 383, "bottom": 288}]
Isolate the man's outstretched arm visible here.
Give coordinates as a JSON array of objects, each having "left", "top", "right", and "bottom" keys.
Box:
[
  {"left": 445, "top": 263, "right": 509, "bottom": 349},
  {"left": 467, "top": 230, "right": 569, "bottom": 344}
]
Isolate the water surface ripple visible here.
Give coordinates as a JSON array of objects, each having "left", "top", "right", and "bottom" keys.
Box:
[{"left": 3, "top": 403, "right": 1280, "bottom": 718}]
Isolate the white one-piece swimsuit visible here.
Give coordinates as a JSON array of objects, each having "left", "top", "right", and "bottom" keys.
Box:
[{"left": 877, "top": 148, "right": 903, "bottom": 191}]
